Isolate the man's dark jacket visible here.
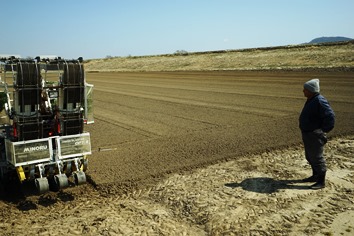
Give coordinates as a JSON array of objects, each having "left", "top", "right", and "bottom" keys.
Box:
[{"left": 299, "top": 93, "right": 335, "bottom": 133}]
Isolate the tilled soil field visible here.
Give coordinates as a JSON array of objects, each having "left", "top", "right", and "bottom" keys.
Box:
[{"left": 1, "top": 70, "right": 354, "bottom": 235}]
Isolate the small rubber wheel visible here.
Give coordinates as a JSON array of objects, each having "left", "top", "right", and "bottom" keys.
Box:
[
  {"left": 65, "top": 162, "right": 72, "bottom": 175},
  {"left": 54, "top": 174, "right": 69, "bottom": 190},
  {"left": 74, "top": 171, "right": 86, "bottom": 185},
  {"left": 35, "top": 178, "right": 49, "bottom": 194},
  {"left": 82, "top": 159, "right": 88, "bottom": 172}
]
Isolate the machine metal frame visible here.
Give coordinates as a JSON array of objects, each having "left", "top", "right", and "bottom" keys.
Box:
[{"left": 0, "top": 55, "right": 93, "bottom": 194}]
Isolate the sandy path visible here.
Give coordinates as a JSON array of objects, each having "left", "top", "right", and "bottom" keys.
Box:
[{"left": 0, "top": 136, "right": 353, "bottom": 235}]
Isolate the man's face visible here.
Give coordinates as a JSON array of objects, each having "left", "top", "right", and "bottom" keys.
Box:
[{"left": 303, "top": 88, "right": 313, "bottom": 99}]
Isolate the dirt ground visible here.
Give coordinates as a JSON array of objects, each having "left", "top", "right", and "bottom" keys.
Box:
[{"left": 1, "top": 71, "right": 354, "bottom": 235}]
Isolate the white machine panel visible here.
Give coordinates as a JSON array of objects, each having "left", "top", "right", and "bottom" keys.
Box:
[
  {"left": 5, "top": 138, "right": 52, "bottom": 166},
  {"left": 57, "top": 132, "right": 91, "bottom": 159}
]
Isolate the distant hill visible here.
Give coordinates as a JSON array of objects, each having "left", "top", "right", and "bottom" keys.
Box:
[
  {"left": 309, "top": 36, "right": 353, "bottom": 44},
  {"left": 85, "top": 41, "right": 354, "bottom": 72}
]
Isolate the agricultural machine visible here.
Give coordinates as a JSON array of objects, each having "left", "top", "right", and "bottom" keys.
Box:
[{"left": 0, "top": 55, "right": 94, "bottom": 194}]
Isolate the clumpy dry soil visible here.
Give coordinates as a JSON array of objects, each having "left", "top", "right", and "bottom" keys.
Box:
[{"left": 1, "top": 71, "right": 354, "bottom": 235}]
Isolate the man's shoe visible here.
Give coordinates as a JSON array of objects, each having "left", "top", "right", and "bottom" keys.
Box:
[
  {"left": 310, "top": 173, "right": 326, "bottom": 189},
  {"left": 310, "top": 182, "right": 325, "bottom": 189},
  {"left": 302, "top": 175, "right": 318, "bottom": 182}
]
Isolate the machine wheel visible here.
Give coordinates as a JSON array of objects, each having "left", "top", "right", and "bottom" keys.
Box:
[
  {"left": 35, "top": 178, "right": 49, "bottom": 194},
  {"left": 0, "top": 168, "right": 21, "bottom": 196},
  {"left": 29, "top": 165, "right": 35, "bottom": 179},
  {"left": 0, "top": 180, "right": 4, "bottom": 197},
  {"left": 0, "top": 166, "right": 5, "bottom": 189},
  {"left": 54, "top": 174, "right": 69, "bottom": 190},
  {"left": 48, "top": 166, "right": 55, "bottom": 176},
  {"left": 73, "top": 171, "right": 86, "bottom": 185},
  {"left": 81, "top": 159, "right": 88, "bottom": 172},
  {"left": 65, "top": 162, "right": 72, "bottom": 175}
]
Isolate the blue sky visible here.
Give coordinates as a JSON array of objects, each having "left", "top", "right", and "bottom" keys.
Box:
[{"left": 1, "top": 0, "right": 353, "bottom": 59}]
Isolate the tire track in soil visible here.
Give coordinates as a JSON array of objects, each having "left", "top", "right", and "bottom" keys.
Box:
[
  {"left": 92, "top": 79, "right": 303, "bottom": 100},
  {"left": 95, "top": 112, "right": 161, "bottom": 139},
  {"left": 95, "top": 86, "right": 291, "bottom": 118}
]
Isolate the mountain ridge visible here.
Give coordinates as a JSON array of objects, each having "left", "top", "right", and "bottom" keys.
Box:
[{"left": 308, "top": 36, "right": 353, "bottom": 44}]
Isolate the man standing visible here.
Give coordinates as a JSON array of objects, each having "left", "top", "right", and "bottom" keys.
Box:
[{"left": 299, "top": 78, "right": 335, "bottom": 189}]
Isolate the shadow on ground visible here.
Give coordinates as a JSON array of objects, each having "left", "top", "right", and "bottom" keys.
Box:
[{"left": 225, "top": 177, "right": 310, "bottom": 194}]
